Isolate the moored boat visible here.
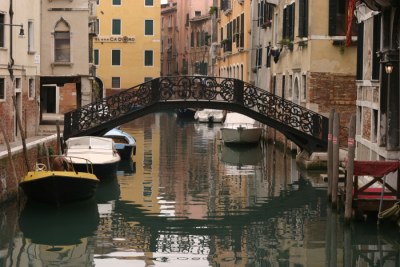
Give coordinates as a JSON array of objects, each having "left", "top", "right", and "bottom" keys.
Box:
[
  {"left": 103, "top": 127, "right": 136, "bottom": 160},
  {"left": 220, "top": 112, "right": 263, "bottom": 144},
  {"left": 194, "top": 109, "right": 226, "bottom": 123},
  {"left": 19, "top": 155, "right": 99, "bottom": 204},
  {"left": 64, "top": 136, "right": 121, "bottom": 179}
]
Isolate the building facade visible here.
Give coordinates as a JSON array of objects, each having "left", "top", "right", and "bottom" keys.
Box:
[
  {"left": 0, "top": 0, "right": 40, "bottom": 144},
  {"left": 94, "top": 0, "right": 161, "bottom": 95},
  {"left": 354, "top": 0, "right": 399, "bottom": 160},
  {"left": 161, "top": 0, "right": 214, "bottom": 77},
  {"left": 270, "top": 0, "right": 358, "bottom": 146},
  {"left": 40, "top": 0, "right": 97, "bottom": 120},
  {"left": 217, "top": 0, "right": 251, "bottom": 81}
]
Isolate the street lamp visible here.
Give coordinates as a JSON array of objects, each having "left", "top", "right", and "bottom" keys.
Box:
[
  {"left": 385, "top": 62, "right": 393, "bottom": 74},
  {"left": 0, "top": 23, "right": 24, "bottom": 37},
  {"left": 384, "top": 62, "right": 394, "bottom": 148}
]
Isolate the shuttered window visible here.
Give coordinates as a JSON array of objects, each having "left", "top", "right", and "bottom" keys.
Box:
[
  {"left": 298, "top": 0, "right": 308, "bottom": 37},
  {"left": 372, "top": 14, "right": 381, "bottom": 80},
  {"left": 112, "top": 50, "right": 121, "bottom": 66},
  {"left": 112, "top": 19, "right": 121, "bottom": 35}
]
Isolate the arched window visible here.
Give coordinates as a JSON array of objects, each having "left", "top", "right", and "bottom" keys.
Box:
[{"left": 54, "top": 18, "right": 71, "bottom": 63}]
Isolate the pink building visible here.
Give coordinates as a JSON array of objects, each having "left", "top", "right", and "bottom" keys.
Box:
[{"left": 161, "top": 0, "right": 214, "bottom": 76}]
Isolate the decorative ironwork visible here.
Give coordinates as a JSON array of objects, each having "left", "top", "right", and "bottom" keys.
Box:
[{"left": 64, "top": 76, "right": 328, "bottom": 152}]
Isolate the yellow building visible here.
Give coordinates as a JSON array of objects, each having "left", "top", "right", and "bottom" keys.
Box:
[
  {"left": 217, "top": 0, "right": 251, "bottom": 81},
  {"left": 94, "top": 0, "right": 161, "bottom": 96}
]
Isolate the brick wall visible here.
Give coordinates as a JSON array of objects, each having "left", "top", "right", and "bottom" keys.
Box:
[
  {"left": 308, "top": 72, "right": 357, "bottom": 147},
  {"left": 59, "top": 83, "right": 78, "bottom": 113},
  {"left": 0, "top": 138, "right": 58, "bottom": 203}
]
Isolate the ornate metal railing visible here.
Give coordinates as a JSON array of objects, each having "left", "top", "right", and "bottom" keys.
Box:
[{"left": 64, "top": 76, "right": 328, "bottom": 152}]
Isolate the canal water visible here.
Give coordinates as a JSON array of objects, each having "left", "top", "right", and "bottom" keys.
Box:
[{"left": 0, "top": 112, "right": 399, "bottom": 266}]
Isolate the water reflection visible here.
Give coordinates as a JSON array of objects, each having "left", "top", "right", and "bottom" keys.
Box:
[
  {"left": 0, "top": 112, "right": 400, "bottom": 266},
  {"left": 15, "top": 200, "right": 98, "bottom": 266}
]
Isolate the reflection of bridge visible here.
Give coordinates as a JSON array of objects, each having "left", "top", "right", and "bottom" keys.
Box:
[{"left": 63, "top": 76, "right": 328, "bottom": 152}]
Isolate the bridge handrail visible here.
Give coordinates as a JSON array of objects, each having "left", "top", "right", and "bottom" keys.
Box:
[{"left": 64, "top": 76, "right": 328, "bottom": 151}]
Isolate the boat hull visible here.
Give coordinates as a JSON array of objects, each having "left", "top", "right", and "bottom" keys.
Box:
[
  {"left": 221, "top": 127, "right": 262, "bottom": 144},
  {"left": 73, "top": 161, "right": 119, "bottom": 180},
  {"left": 114, "top": 143, "right": 135, "bottom": 160},
  {"left": 20, "top": 171, "right": 99, "bottom": 203}
]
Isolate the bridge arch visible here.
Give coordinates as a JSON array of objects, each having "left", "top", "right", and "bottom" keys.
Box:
[{"left": 63, "top": 76, "right": 328, "bottom": 153}]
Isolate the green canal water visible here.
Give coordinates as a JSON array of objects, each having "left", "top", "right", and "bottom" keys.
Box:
[{"left": 0, "top": 112, "right": 399, "bottom": 266}]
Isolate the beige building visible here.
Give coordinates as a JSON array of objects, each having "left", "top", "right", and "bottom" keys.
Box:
[
  {"left": 94, "top": 0, "right": 161, "bottom": 95},
  {"left": 39, "top": 0, "right": 98, "bottom": 121},
  {"left": 217, "top": 0, "right": 251, "bottom": 81},
  {"left": 0, "top": 0, "right": 40, "bottom": 144}
]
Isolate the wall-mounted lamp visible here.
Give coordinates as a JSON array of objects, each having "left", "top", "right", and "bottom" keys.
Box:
[
  {"left": 0, "top": 23, "right": 24, "bottom": 37},
  {"left": 385, "top": 62, "right": 393, "bottom": 74}
]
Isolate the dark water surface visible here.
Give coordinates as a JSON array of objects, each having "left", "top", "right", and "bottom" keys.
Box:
[{"left": 1, "top": 112, "right": 399, "bottom": 266}]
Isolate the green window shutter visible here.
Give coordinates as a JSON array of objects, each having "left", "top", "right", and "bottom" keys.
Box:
[
  {"left": 145, "top": 20, "right": 153, "bottom": 35},
  {"left": 112, "top": 50, "right": 120, "bottom": 65},
  {"left": 94, "top": 49, "right": 99, "bottom": 65},
  {"left": 328, "top": 0, "right": 337, "bottom": 36},
  {"left": 299, "top": 0, "right": 308, "bottom": 37},
  {"left": 145, "top": 0, "right": 153, "bottom": 6},
  {"left": 145, "top": 50, "right": 153, "bottom": 66},
  {"left": 112, "top": 19, "right": 121, "bottom": 35}
]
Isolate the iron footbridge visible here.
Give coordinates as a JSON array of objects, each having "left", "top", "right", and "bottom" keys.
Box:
[{"left": 63, "top": 76, "right": 328, "bottom": 152}]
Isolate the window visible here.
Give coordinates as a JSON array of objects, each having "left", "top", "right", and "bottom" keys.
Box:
[
  {"left": 112, "top": 0, "right": 121, "bottom": 5},
  {"left": 28, "top": 21, "right": 34, "bottom": 53},
  {"left": 94, "top": 49, "right": 99, "bottom": 65},
  {"left": 0, "top": 78, "right": 5, "bottom": 100},
  {"left": 55, "top": 31, "right": 70, "bottom": 62},
  {"left": 15, "top": 78, "right": 21, "bottom": 91},
  {"left": 329, "top": 0, "right": 357, "bottom": 36},
  {"left": 145, "top": 20, "right": 153, "bottom": 35},
  {"left": 145, "top": 0, "right": 153, "bottom": 6},
  {"left": 29, "top": 78, "right": 35, "bottom": 99},
  {"left": 112, "top": 19, "right": 121, "bottom": 35},
  {"left": 372, "top": 14, "right": 381, "bottom": 80},
  {"left": 0, "top": 14, "right": 4, "bottom": 48},
  {"left": 144, "top": 50, "right": 153, "bottom": 66},
  {"left": 144, "top": 77, "right": 152, "bottom": 82},
  {"left": 283, "top": 3, "right": 295, "bottom": 41},
  {"left": 256, "top": 47, "right": 262, "bottom": 67},
  {"left": 258, "top": 1, "right": 273, "bottom": 27},
  {"left": 195, "top": 11, "right": 201, "bottom": 17},
  {"left": 112, "top": 50, "right": 121, "bottom": 66},
  {"left": 302, "top": 74, "right": 307, "bottom": 100},
  {"left": 298, "top": 0, "right": 308, "bottom": 37},
  {"left": 111, "top": 77, "right": 120, "bottom": 89}
]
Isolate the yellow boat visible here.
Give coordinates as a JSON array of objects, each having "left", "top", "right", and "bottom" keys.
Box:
[{"left": 20, "top": 155, "right": 100, "bottom": 204}]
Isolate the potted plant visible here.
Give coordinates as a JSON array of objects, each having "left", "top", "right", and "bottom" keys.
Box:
[
  {"left": 209, "top": 6, "right": 218, "bottom": 16},
  {"left": 279, "top": 38, "right": 293, "bottom": 50}
]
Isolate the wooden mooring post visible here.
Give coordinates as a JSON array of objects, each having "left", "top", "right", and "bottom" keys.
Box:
[
  {"left": 327, "top": 109, "right": 335, "bottom": 201},
  {"left": 345, "top": 114, "right": 356, "bottom": 223},
  {"left": 331, "top": 112, "right": 340, "bottom": 209}
]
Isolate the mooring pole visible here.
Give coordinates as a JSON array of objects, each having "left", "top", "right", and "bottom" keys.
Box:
[
  {"left": 327, "top": 109, "right": 335, "bottom": 201},
  {"left": 12, "top": 96, "right": 30, "bottom": 171},
  {"left": 332, "top": 112, "right": 340, "bottom": 209},
  {"left": 0, "top": 120, "right": 18, "bottom": 197},
  {"left": 345, "top": 114, "right": 356, "bottom": 223}
]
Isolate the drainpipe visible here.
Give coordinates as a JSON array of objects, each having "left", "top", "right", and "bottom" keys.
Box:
[{"left": 8, "top": 0, "right": 15, "bottom": 79}]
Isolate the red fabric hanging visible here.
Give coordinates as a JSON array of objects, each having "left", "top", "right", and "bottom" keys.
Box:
[
  {"left": 353, "top": 160, "right": 400, "bottom": 177},
  {"left": 346, "top": 0, "right": 356, "bottom": 46}
]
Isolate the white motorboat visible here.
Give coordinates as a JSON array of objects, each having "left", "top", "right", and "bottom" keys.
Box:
[
  {"left": 220, "top": 113, "right": 263, "bottom": 144},
  {"left": 103, "top": 127, "right": 136, "bottom": 160},
  {"left": 194, "top": 109, "right": 226, "bottom": 123},
  {"left": 64, "top": 136, "right": 121, "bottom": 179}
]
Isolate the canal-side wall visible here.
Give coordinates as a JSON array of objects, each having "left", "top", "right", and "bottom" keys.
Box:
[{"left": 0, "top": 135, "right": 58, "bottom": 203}]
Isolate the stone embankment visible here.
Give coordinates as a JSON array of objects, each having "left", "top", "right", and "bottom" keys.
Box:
[{"left": 0, "top": 134, "right": 58, "bottom": 203}]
